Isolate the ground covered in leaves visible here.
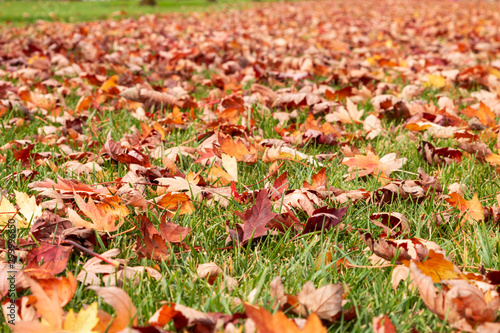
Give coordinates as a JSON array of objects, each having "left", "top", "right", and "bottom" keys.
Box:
[{"left": 2, "top": 0, "right": 500, "bottom": 332}]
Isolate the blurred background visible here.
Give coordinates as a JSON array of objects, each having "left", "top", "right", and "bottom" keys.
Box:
[{"left": 0, "top": 0, "right": 280, "bottom": 24}]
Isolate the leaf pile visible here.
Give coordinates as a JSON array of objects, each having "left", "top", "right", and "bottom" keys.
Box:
[{"left": 2, "top": 0, "right": 500, "bottom": 332}]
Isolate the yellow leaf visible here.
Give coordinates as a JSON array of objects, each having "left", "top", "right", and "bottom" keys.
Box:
[
  {"left": 446, "top": 192, "right": 484, "bottom": 223},
  {"left": 100, "top": 75, "right": 118, "bottom": 93},
  {"left": 63, "top": 303, "right": 99, "bottom": 333},
  {"left": 424, "top": 74, "right": 446, "bottom": 88},
  {"left": 14, "top": 190, "right": 42, "bottom": 224},
  {"left": 486, "top": 153, "right": 500, "bottom": 166},
  {"left": 0, "top": 196, "right": 27, "bottom": 227}
]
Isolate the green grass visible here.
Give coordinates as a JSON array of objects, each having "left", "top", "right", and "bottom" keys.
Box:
[
  {"left": 1, "top": 1, "right": 500, "bottom": 331},
  {"left": 1, "top": 81, "right": 499, "bottom": 332},
  {"left": 0, "top": 0, "right": 270, "bottom": 23}
]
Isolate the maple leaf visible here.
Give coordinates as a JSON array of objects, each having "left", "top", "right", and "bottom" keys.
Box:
[
  {"left": 154, "top": 192, "right": 195, "bottom": 216},
  {"left": 302, "top": 167, "right": 327, "bottom": 190},
  {"left": 244, "top": 303, "right": 327, "bottom": 333},
  {"left": 462, "top": 102, "right": 496, "bottom": 127},
  {"left": 229, "top": 190, "right": 277, "bottom": 245},
  {"left": 206, "top": 165, "right": 234, "bottom": 186},
  {"left": 262, "top": 145, "right": 322, "bottom": 166},
  {"left": 280, "top": 189, "right": 323, "bottom": 217},
  {"left": 63, "top": 303, "right": 100, "bottom": 333},
  {"left": 120, "top": 87, "right": 178, "bottom": 108},
  {"left": 402, "top": 250, "right": 461, "bottom": 283},
  {"left": 216, "top": 132, "right": 258, "bottom": 163},
  {"left": 24, "top": 242, "right": 73, "bottom": 276},
  {"left": 7, "top": 275, "right": 87, "bottom": 332},
  {"left": 89, "top": 286, "right": 137, "bottom": 332},
  {"left": 363, "top": 114, "right": 384, "bottom": 139},
  {"left": 410, "top": 262, "right": 500, "bottom": 331},
  {"left": 418, "top": 141, "right": 462, "bottom": 166},
  {"left": 68, "top": 193, "right": 125, "bottom": 232},
  {"left": 446, "top": 192, "right": 484, "bottom": 223},
  {"left": 330, "top": 98, "right": 364, "bottom": 124},
  {"left": 35, "top": 273, "right": 78, "bottom": 307},
  {"left": 303, "top": 206, "right": 347, "bottom": 234},
  {"left": 369, "top": 212, "right": 409, "bottom": 236},
  {"left": 221, "top": 153, "right": 238, "bottom": 182},
  {"left": 76, "top": 248, "right": 161, "bottom": 286},
  {"left": 0, "top": 195, "right": 27, "bottom": 227},
  {"left": 155, "top": 176, "right": 203, "bottom": 200},
  {"left": 135, "top": 214, "right": 191, "bottom": 261},
  {"left": 297, "top": 281, "right": 344, "bottom": 322},
  {"left": 372, "top": 315, "right": 397, "bottom": 333},
  {"left": 342, "top": 151, "right": 407, "bottom": 181},
  {"left": 424, "top": 74, "right": 446, "bottom": 88}
]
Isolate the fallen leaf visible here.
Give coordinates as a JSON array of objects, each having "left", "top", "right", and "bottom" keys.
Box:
[
  {"left": 446, "top": 192, "right": 484, "bottom": 223},
  {"left": 229, "top": 190, "right": 277, "bottom": 245},
  {"left": 244, "top": 303, "right": 327, "bottom": 333}
]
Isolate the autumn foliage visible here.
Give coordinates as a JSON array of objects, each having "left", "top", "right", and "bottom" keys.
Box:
[{"left": 2, "top": 0, "right": 500, "bottom": 332}]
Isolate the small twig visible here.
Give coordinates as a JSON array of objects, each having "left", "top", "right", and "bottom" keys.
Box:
[
  {"left": 107, "top": 226, "right": 137, "bottom": 239},
  {"left": 479, "top": 191, "right": 500, "bottom": 201},
  {"left": 246, "top": 161, "right": 285, "bottom": 187},
  {"left": 180, "top": 137, "right": 197, "bottom": 146},
  {"left": 276, "top": 157, "right": 310, "bottom": 167},
  {"left": 34, "top": 116, "right": 49, "bottom": 124},
  {"left": 0, "top": 210, "right": 20, "bottom": 234},
  {"left": 459, "top": 265, "right": 496, "bottom": 272},
  {"left": 62, "top": 239, "right": 120, "bottom": 268},
  {"left": 397, "top": 170, "right": 419, "bottom": 176},
  {"left": 345, "top": 263, "right": 394, "bottom": 269},
  {"left": 432, "top": 208, "right": 454, "bottom": 216}
]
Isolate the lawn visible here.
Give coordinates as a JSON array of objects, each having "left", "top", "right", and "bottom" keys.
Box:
[
  {"left": 0, "top": 0, "right": 263, "bottom": 23},
  {"left": 2, "top": 0, "right": 500, "bottom": 332}
]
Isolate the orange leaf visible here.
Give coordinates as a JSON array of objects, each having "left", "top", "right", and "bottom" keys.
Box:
[
  {"left": 341, "top": 151, "right": 406, "bottom": 181},
  {"left": 244, "top": 303, "right": 327, "bottom": 333},
  {"left": 462, "top": 102, "right": 496, "bottom": 127},
  {"left": 402, "top": 250, "right": 460, "bottom": 283},
  {"left": 217, "top": 132, "right": 257, "bottom": 163},
  {"left": 446, "top": 192, "right": 484, "bottom": 223}
]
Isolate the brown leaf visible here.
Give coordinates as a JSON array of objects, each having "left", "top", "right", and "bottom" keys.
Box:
[
  {"left": 89, "top": 286, "right": 138, "bottom": 332},
  {"left": 359, "top": 232, "right": 411, "bottom": 263},
  {"left": 410, "top": 262, "right": 500, "bottom": 330},
  {"left": 303, "top": 206, "right": 347, "bottom": 234},
  {"left": 418, "top": 141, "right": 462, "bottom": 166},
  {"left": 297, "top": 281, "right": 343, "bottom": 321},
  {"left": 120, "top": 87, "right": 178, "bottom": 108},
  {"left": 370, "top": 212, "right": 409, "bottom": 236}
]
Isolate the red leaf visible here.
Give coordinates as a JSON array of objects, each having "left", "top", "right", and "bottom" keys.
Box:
[{"left": 231, "top": 190, "right": 277, "bottom": 245}]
